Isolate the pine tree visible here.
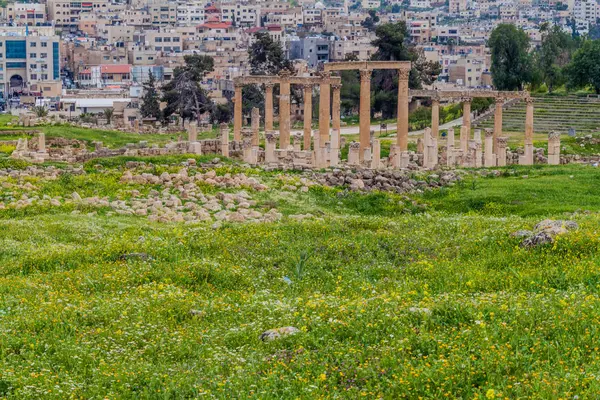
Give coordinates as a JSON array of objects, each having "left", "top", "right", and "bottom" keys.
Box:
[{"left": 140, "top": 71, "right": 161, "bottom": 120}]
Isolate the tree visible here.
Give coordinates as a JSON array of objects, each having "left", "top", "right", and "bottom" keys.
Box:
[
  {"left": 211, "top": 102, "right": 233, "bottom": 124},
  {"left": 368, "top": 22, "right": 441, "bottom": 118},
  {"left": 248, "top": 32, "right": 294, "bottom": 76},
  {"left": 589, "top": 25, "right": 600, "bottom": 40},
  {"left": 488, "top": 24, "right": 533, "bottom": 90},
  {"left": 361, "top": 9, "right": 380, "bottom": 31},
  {"left": 536, "top": 23, "right": 577, "bottom": 92},
  {"left": 102, "top": 108, "right": 114, "bottom": 124},
  {"left": 371, "top": 22, "right": 412, "bottom": 61},
  {"left": 162, "top": 55, "right": 214, "bottom": 123},
  {"left": 140, "top": 71, "right": 161, "bottom": 119},
  {"left": 246, "top": 32, "right": 295, "bottom": 120},
  {"left": 565, "top": 40, "right": 600, "bottom": 94}
]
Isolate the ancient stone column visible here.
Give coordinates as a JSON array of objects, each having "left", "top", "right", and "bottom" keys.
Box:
[
  {"left": 318, "top": 72, "right": 331, "bottom": 150},
  {"left": 359, "top": 69, "right": 372, "bottom": 161},
  {"left": 348, "top": 141, "right": 360, "bottom": 166},
  {"left": 264, "top": 83, "right": 274, "bottom": 132},
  {"left": 331, "top": 83, "right": 341, "bottom": 158},
  {"left": 484, "top": 128, "right": 495, "bottom": 167},
  {"left": 38, "top": 132, "right": 46, "bottom": 153},
  {"left": 312, "top": 129, "right": 322, "bottom": 167},
  {"left": 293, "top": 133, "right": 302, "bottom": 152},
  {"left": 493, "top": 96, "right": 503, "bottom": 154},
  {"left": 460, "top": 125, "right": 469, "bottom": 155},
  {"left": 497, "top": 137, "right": 508, "bottom": 167},
  {"left": 265, "top": 131, "right": 277, "bottom": 163},
  {"left": 446, "top": 127, "right": 455, "bottom": 167},
  {"left": 372, "top": 139, "right": 381, "bottom": 169},
  {"left": 279, "top": 71, "right": 291, "bottom": 149},
  {"left": 548, "top": 131, "right": 561, "bottom": 165},
  {"left": 251, "top": 107, "right": 260, "bottom": 147},
  {"left": 522, "top": 96, "right": 534, "bottom": 165},
  {"left": 242, "top": 128, "right": 254, "bottom": 164},
  {"left": 474, "top": 141, "right": 482, "bottom": 168},
  {"left": 219, "top": 123, "right": 229, "bottom": 157},
  {"left": 431, "top": 96, "right": 440, "bottom": 139},
  {"left": 233, "top": 83, "right": 243, "bottom": 141},
  {"left": 462, "top": 96, "right": 472, "bottom": 138},
  {"left": 302, "top": 84, "right": 313, "bottom": 150},
  {"left": 397, "top": 69, "right": 410, "bottom": 151},
  {"left": 188, "top": 121, "right": 198, "bottom": 142},
  {"left": 474, "top": 129, "right": 482, "bottom": 144}
]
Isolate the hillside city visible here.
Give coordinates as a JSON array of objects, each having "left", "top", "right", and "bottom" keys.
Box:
[
  {"left": 0, "top": 0, "right": 598, "bottom": 117},
  {"left": 2, "top": 0, "right": 600, "bottom": 398}
]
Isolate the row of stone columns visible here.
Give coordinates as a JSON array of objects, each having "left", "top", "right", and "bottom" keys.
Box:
[
  {"left": 356, "top": 68, "right": 411, "bottom": 163},
  {"left": 421, "top": 95, "right": 540, "bottom": 169}
]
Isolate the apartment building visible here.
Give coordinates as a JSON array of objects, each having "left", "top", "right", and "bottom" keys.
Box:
[
  {"left": 149, "top": 4, "right": 177, "bottom": 26},
  {"left": 289, "top": 36, "right": 330, "bottom": 68},
  {"left": 128, "top": 47, "right": 159, "bottom": 65},
  {"left": 448, "top": 0, "right": 467, "bottom": 15},
  {"left": 0, "top": 32, "right": 62, "bottom": 97},
  {"left": 145, "top": 30, "right": 183, "bottom": 53},
  {"left": 330, "top": 36, "right": 376, "bottom": 60},
  {"left": 197, "top": 22, "right": 237, "bottom": 41},
  {"left": 220, "top": 2, "right": 261, "bottom": 27},
  {"left": 448, "top": 54, "right": 487, "bottom": 87},
  {"left": 78, "top": 64, "right": 132, "bottom": 88},
  {"left": 176, "top": 4, "right": 206, "bottom": 25},
  {"left": 573, "top": 0, "right": 598, "bottom": 23},
  {"left": 47, "top": 0, "right": 110, "bottom": 30},
  {"left": 4, "top": 3, "right": 47, "bottom": 26}
]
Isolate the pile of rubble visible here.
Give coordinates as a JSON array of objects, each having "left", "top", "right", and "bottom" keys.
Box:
[{"left": 312, "top": 168, "right": 463, "bottom": 193}]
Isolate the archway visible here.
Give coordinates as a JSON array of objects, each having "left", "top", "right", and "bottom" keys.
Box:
[{"left": 9, "top": 75, "right": 23, "bottom": 94}]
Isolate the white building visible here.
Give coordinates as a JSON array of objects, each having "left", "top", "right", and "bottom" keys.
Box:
[{"left": 573, "top": 0, "right": 598, "bottom": 23}]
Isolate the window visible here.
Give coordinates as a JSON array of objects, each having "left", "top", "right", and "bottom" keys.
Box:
[
  {"left": 155, "top": 37, "right": 162, "bottom": 42},
  {"left": 6, "top": 40, "right": 26, "bottom": 59},
  {"left": 41, "top": 42, "right": 47, "bottom": 47},
  {"left": 40, "top": 53, "right": 47, "bottom": 58},
  {"left": 30, "top": 42, "right": 36, "bottom": 47},
  {"left": 53, "top": 42, "right": 59, "bottom": 79},
  {"left": 31, "top": 73, "right": 37, "bottom": 79},
  {"left": 6, "top": 62, "right": 26, "bottom": 68},
  {"left": 41, "top": 74, "right": 48, "bottom": 80},
  {"left": 29, "top": 53, "right": 37, "bottom": 58}
]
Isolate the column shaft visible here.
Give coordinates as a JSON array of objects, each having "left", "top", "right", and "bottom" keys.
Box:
[
  {"left": 431, "top": 98, "right": 440, "bottom": 138},
  {"left": 279, "top": 77, "right": 291, "bottom": 148},
  {"left": 318, "top": 73, "right": 331, "bottom": 148},
  {"left": 397, "top": 69, "right": 410, "bottom": 151},
  {"left": 359, "top": 69, "right": 372, "bottom": 160},
  {"left": 264, "top": 84, "right": 274, "bottom": 131},
  {"left": 525, "top": 97, "right": 534, "bottom": 144},
  {"left": 493, "top": 97, "right": 503, "bottom": 154},
  {"left": 332, "top": 84, "right": 341, "bottom": 134},
  {"left": 303, "top": 84, "right": 312, "bottom": 150},
  {"left": 233, "top": 84, "right": 242, "bottom": 141},
  {"left": 462, "top": 98, "right": 471, "bottom": 135}
]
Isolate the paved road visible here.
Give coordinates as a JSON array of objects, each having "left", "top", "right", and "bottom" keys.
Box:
[{"left": 291, "top": 116, "right": 464, "bottom": 137}]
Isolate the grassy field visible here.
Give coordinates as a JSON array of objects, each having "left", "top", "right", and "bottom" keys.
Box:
[{"left": 1, "top": 158, "right": 600, "bottom": 398}]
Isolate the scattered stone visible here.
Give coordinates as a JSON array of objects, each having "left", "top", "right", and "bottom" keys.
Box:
[
  {"left": 519, "top": 219, "right": 579, "bottom": 247},
  {"left": 260, "top": 326, "right": 300, "bottom": 342},
  {"left": 120, "top": 252, "right": 152, "bottom": 261}
]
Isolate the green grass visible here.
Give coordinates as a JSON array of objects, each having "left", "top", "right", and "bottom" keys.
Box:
[
  {"left": 2, "top": 158, "right": 600, "bottom": 398},
  {"left": 421, "top": 164, "right": 600, "bottom": 216}
]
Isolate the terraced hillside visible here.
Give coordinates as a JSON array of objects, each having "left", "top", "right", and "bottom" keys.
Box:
[{"left": 475, "top": 95, "right": 600, "bottom": 134}]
